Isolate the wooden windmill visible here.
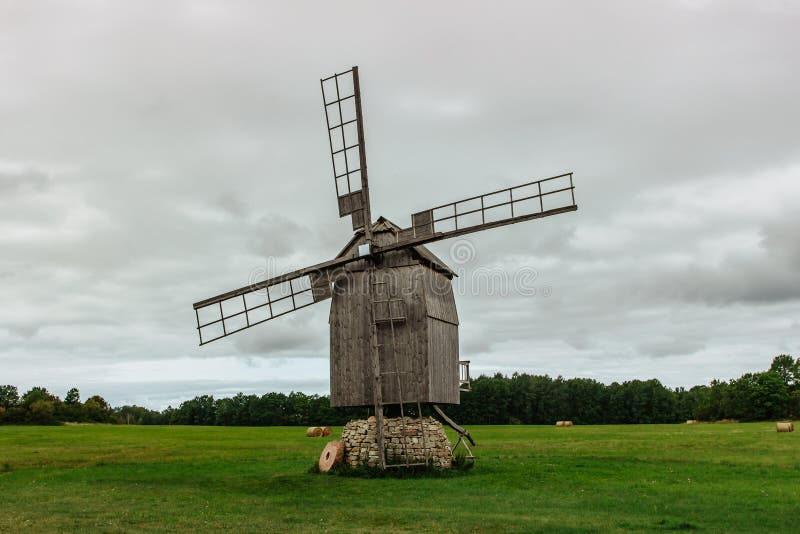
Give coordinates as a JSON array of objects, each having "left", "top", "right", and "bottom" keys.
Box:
[{"left": 193, "top": 66, "right": 577, "bottom": 466}]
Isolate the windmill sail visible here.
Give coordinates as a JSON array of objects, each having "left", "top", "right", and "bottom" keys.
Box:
[
  {"left": 194, "top": 66, "right": 579, "bottom": 356},
  {"left": 321, "top": 67, "right": 372, "bottom": 231},
  {"left": 381, "top": 172, "right": 577, "bottom": 252},
  {"left": 192, "top": 255, "right": 363, "bottom": 345}
]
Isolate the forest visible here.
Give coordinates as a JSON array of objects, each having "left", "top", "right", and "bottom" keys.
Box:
[{"left": 1, "top": 355, "right": 797, "bottom": 426}]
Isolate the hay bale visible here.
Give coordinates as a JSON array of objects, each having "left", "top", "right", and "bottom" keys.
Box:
[
  {"left": 318, "top": 440, "right": 344, "bottom": 472},
  {"left": 555, "top": 421, "right": 565, "bottom": 427},
  {"left": 686, "top": 420, "right": 698, "bottom": 425},
  {"left": 563, "top": 421, "right": 574, "bottom": 427},
  {"left": 776, "top": 422, "right": 794, "bottom": 433},
  {"left": 306, "top": 427, "right": 323, "bottom": 437},
  {"left": 321, "top": 426, "right": 333, "bottom": 437}
]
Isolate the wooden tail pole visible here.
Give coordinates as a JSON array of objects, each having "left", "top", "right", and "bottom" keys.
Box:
[{"left": 432, "top": 404, "right": 476, "bottom": 446}]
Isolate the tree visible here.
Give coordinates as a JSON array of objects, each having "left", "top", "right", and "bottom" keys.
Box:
[
  {"left": 730, "top": 372, "right": 788, "bottom": 421},
  {"left": 29, "top": 399, "right": 56, "bottom": 424},
  {"left": 21, "top": 387, "right": 58, "bottom": 408},
  {"left": 65, "top": 387, "right": 81, "bottom": 405},
  {"left": 114, "top": 405, "right": 164, "bottom": 425},
  {"left": 83, "top": 395, "right": 112, "bottom": 422},
  {"left": 0, "top": 385, "right": 19, "bottom": 409},
  {"left": 789, "top": 390, "right": 800, "bottom": 419},
  {"left": 174, "top": 395, "right": 216, "bottom": 425},
  {"left": 769, "top": 355, "right": 798, "bottom": 388}
]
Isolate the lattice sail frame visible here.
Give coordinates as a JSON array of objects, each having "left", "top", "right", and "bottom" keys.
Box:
[
  {"left": 192, "top": 66, "right": 579, "bottom": 347},
  {"left": 389, "top": 173, "right": 576, "bottom": 249},
  {"left": 321, "top": 67, "right": 371, "bottom": 231},
  {"left": 193, "top": 264, "right": 337, "bottom": 346},
  {"left": 192, "top": 173, "right": 577, "bottom": 345}
]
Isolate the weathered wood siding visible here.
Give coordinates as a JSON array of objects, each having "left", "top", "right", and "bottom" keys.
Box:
[
  {"left": 329, "top": 270, "right": 371, "bottom": 407},
  {"left": 330, "top": 261, "right": 431, "bottom": 407},
  {"left": 376, "top": 265, "right": 429, "bottom": 405},
  {"left": 426, "top": 317, "right": 460, "bottom": 404},
  {"left": 422, "top": 269, "right": 459, "bottom": 326},
  {"left": 329, "top": 225, "right": 460, "bottom": 407},
  {"left": 423, "top": 268, "right": 460, "bottom": 404}
]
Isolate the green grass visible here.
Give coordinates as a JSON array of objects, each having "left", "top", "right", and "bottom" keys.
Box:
[{"left": 1, "top": 423, "right": 798, "bottom": 532}]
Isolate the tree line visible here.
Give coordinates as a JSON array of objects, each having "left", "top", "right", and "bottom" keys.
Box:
[
  {"left": 448, "top": 354, "right": 798, "bottom": 425},
  {"left": 1, "top": 355, "right": 797, "bottom": 426}
]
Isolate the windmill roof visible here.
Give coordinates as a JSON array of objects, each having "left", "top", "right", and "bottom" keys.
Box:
[{"left": 336, "top": 216, "right": 456, "bottom": 278}]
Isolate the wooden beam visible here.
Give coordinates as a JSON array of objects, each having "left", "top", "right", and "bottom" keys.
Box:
[{"left": 380, "top": 204, "right": 578, "bottom": 255}]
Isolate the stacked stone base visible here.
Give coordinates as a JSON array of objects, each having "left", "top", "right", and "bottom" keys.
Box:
[{"left": 341, "top": 416, "right": 453, "bottom": 468}]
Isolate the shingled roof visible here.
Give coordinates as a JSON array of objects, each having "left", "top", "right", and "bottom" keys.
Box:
[{"left": 336, "top": 216, "right": 456, "bottom": 278}]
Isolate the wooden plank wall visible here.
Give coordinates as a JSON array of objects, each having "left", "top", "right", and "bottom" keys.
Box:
[
  {"left": 329, "top": 262, "right": 432, "bottom": 406},
  {"left": 423, "top": 268, "right": 461, "bottom": 404},
  {"left": 329, "top": 270, "right": 372, "bottom": 407},
  {"left": 426, "top": 318, "right": 460, "bottom": 404},
  {"left": 423, "top": 269, "right": 459, "bottom": 326},
  {"left": 376, "top": 265, "right": 428, "bottom": 404},
  {"left": 329, "top": 230, "right": 460, "bottom": 406}
]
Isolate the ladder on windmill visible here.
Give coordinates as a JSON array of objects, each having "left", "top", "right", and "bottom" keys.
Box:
[{"left": 369, "top": 269, "right": 431, "bottom": 469}]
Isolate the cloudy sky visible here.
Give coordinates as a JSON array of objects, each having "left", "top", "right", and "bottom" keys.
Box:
[{"left": 2, "top": 1, "right": 799, "bottom": 409}]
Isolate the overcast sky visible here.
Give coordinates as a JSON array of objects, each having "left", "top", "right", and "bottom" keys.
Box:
[{"left": 2, "top": 1, "right": 799, "bottom": 409}]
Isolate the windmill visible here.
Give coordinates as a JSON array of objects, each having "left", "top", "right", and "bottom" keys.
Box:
[{"left": 193, "top": 66, "right": 577, "bottom": 468}]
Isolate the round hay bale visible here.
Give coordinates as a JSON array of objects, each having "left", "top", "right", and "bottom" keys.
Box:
[
  {"left": 686, "top": 420, "right": 698, "bottom": 425},
  {"left": 555, "top": 421, "right": 565, "bottom": 427},
  {"left": 306, "top": 427, "right": 323, "bottom": 437},
  {"left": 776, "top": 422, "right": 794, "bottom": 433},
  {"left": 563, "top": 421, "right": 574, "bottom": 427},
  {"left": 318, "top": 440, "right": 344, "bottom": 472},
  {"left": 321, "top": 426, "right": 333, "bottom": 437}
]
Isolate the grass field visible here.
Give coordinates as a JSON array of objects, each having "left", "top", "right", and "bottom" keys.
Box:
[{"left": 1, "top": 423, "right": 798, "bottom": 532}]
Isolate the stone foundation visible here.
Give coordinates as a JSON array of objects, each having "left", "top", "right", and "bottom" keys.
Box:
[{"left": 341, "top": 416, "right": 453, "bottom": 468}]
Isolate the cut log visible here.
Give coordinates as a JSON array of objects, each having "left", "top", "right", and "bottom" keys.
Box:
[
  {"left": 318, "top": 440, "right": 344, "bottom": 472},
  {"left": 306, "top": 427, "right": 323, "bottom": 437}
]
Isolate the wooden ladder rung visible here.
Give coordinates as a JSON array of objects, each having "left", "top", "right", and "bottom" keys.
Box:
[{"left": 374, "top": 317, "right": 406, "bottom": 323}]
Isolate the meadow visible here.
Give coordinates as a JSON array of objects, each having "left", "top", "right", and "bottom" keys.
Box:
[{"left": 1, "top": 423, "right": 797, "bottom": 532}]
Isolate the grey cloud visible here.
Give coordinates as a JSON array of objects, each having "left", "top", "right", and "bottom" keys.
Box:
[
  {"left": 636, "top": 337, "right": 706, "bottom": 359},
  {"left": 0, "top": 167, "right": 49, "bottom": 193},
  {"left": 565, "top": 329, "right": 594, "bottom": 352},
  {"left": 232, "top": 307, "right": 329, "bottom": 357},
  {"left": 248, "top": 214, "right": 315, "bottom": 258},
  {"left": 2, "top": 1, "right": 799, "bottom": 407},
  {"left": 630, "top": 215, "right": 800, "bottom": 306}
]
